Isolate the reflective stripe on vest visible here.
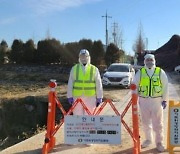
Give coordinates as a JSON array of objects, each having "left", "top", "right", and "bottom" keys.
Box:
[
  {"left": 138, "top": 67, "right": 162, "bottom": 98},
  {"left": 73, "top": 64, "right": 96, "bottom": 97}
]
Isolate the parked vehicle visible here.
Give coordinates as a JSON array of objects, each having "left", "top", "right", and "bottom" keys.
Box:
[
  {"left": 132, "top": 65, "right": 143, "bottom": 73},
  {"left": 175, "top": 65, "right": 180, "bottom": 73},
  {"left": 102, "top": 63, "right": 135, "bottom": 88}
]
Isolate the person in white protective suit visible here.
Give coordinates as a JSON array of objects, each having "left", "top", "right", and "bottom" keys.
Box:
[
  {"left": 67, "top": 49, "right": 103, "bottom": 115},
  {"left": 132, "top": 54, "right": 168, "bottom": 152}
]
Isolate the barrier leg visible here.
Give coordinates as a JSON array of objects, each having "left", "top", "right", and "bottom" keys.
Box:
[
  {"left": 131, "top": 84, "right": 140, "bottom": 154},
  {"left": 42, "top": 80, "right": 57, "bottom": 154}
]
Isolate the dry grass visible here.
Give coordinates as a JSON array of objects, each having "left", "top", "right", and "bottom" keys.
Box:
[{"left": 0, "top": 64, "right": 70, "bottom": 150}]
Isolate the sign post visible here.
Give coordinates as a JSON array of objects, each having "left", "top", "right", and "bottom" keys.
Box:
[{"left": 167, "top": 100, "right": 180, "bottom": 153}]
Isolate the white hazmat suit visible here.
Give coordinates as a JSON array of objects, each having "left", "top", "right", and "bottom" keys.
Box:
[
  {"left": 132, "top": 54, "right": 168, "bottom": 152},
  {"left": 67, "top": 49, "right": 103, "bottom": 115}
]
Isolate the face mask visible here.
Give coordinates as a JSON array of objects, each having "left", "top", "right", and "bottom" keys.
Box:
[
  {"left": 79, "top": 55, "right": 89, "bottom": 65},
  {"left": 81, "top": 59, "right": 87, "bottom": 65},
  {"left": 145, "top": 61, "right": 155, "bottom": 68}
]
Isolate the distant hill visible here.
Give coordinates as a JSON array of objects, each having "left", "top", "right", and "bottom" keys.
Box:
[{"left": 154, "top": 34, "right": 180, "bottom": 71}]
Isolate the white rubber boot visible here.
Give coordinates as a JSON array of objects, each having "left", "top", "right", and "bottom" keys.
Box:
[
  {"left": 156, "top": 143, "right": 165, "bottom": 152},
  {"left": 141, "top": 140, "right": 152, "bottom": 148}
]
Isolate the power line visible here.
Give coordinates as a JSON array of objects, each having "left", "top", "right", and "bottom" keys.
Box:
[{"left": 102, "top": 11, "right": 112, "bottom": 51}]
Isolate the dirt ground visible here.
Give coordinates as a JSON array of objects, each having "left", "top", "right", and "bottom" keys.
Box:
[{"left": 1, "top": 72, "right": 180, "bottom": 154}]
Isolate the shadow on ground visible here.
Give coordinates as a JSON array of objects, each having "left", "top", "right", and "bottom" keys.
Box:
[
  {"left": 14, "top": 148, "right": 41, "bottom": 154},
  {"left": 50, "top": 144, "right": 91, "bottom": 153}
]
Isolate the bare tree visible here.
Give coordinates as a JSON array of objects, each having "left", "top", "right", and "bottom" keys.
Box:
[{"left": 132, "top": 23, "right": 145, "bottom": 55}]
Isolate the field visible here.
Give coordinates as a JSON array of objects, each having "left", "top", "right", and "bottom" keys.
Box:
[{"left": 0, "top": 64, "right": 71, "bottom": 150}]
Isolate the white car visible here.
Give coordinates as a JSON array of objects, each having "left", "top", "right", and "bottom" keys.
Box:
[
  {"left": 175, "top": 65, "right": 180, "bottom": 73},
  {"left": 102, "top": 63, "right": 135, "bottom": 88}
]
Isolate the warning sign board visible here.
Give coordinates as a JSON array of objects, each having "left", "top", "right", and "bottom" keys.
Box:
[
  {"left": 170, "top": 107, "right": 180, "bottom": 145},
  {"left": 64, "top": 115, "right": 121, "bottom": 144}
]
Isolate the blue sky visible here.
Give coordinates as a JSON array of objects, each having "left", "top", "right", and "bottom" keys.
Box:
[{"left": 0, "top": 0, "right": 179, "bottom": 55}]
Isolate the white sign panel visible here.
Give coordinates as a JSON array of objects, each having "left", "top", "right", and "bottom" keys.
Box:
[
  {"left": 170, "top": 107, "right": 180, "bottom": 145},
  {"left": 64, "top": 115, "right": 121, "bottom": 144}
]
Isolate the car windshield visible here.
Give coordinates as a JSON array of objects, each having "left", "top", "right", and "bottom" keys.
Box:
[{"left": 107, "top": 65, "right": 129, "bottom": 72}]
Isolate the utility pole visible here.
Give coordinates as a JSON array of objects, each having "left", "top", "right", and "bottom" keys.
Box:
[
  {"left": 102, "top": 11, "right": 112, "bottom": 51},
  {"left": 146, "top": 37, "right": 148, "bottom": 50},
  {"left": 112, "top": 22, "right": 118, "bottom": 46},
  {"left": 157, "top": 41, "right": 159, "bottom": 48},
  {"left": 120, "top": 39, "right": 123, "bottom": 50},
  {"left": 111, "top": 22, "right": 124, "bottom": 50},
  {"left": 46, "top": 27, "right": 51, "bottom": 40}
]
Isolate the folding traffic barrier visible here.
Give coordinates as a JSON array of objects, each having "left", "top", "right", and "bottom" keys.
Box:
[{"left": 42, "top": 80, "right": 140, "bottom": 154}]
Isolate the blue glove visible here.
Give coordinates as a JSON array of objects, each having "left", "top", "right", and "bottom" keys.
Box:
[
  {"left": 68, "top": 97, "right": 74, "bottom": 105},
  {"left": 96, "top": 98, "right": 102, "bottom": 107},
  {"left": 161, "top": 101, "right": 167, "bottom": 109}
]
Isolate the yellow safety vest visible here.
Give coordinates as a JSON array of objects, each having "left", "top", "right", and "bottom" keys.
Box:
[
  {"left": 138, "top": 67, "right": 162, "bottom": 98},
  {"left": 72, "top": 64, "right": 96, "bottom": 97}
]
